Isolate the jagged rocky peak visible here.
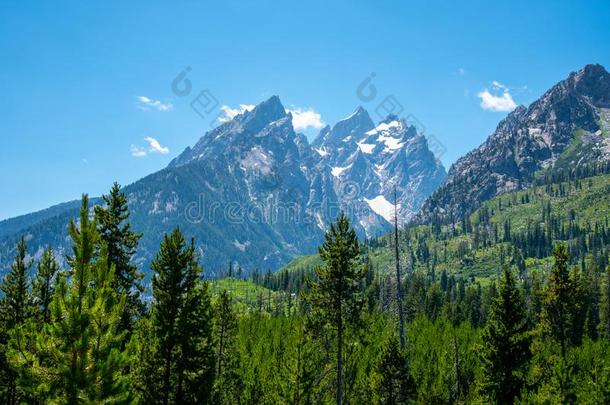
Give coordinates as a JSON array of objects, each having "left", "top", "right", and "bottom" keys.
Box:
[
  {"left": 236, "top": 95, "right": 288, "bottom": 133},
  {"left": 0, "top": 94, "right": 448, "bottom": 274},
  {"left": 418, "top": 63, "right": 610, "bottom": 223},
  {"left": 311, "top": 105, "right": 446, "bottom": 231},
  {"left": 169, "top": 96, "right": 291, "bottom": 167},
  {"left": 569, "top": 63, "right": 610, "bottom": 107},
  {"left": 312, "top": 106, "right": 375, "bottom": 149}
]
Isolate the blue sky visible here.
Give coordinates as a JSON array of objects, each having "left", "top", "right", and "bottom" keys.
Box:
[{"left": 1, "top": 0, "right": 609, "bottom": 220}]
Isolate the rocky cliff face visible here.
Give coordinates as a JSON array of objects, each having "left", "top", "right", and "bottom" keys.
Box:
[
  {"left": 312, "top": 108, "right": 446, "bottom": 233},
  {"left": 418, "top": 64, "right": 610, "bottom": 223}
]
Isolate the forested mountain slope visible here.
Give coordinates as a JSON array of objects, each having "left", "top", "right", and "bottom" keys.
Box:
[{"left": 275, "top": 164, "right": 610, "bottom": 289}]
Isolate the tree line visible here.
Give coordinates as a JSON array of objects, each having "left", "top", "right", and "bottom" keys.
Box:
[{"left": 1, "top": 183, "right": 610, "bottom": 403}]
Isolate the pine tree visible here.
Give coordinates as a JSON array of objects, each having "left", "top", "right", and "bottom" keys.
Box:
[
  {"left": 600, "top": 266, "right": 610, "bottom": 337},
  {"left": 0, "top": 237, "right": 34, "bottom": 404},
  {"left": 305, "top": 212, "right": 366, "bottom": 405},
  {"left": 478, "top": 267, "right": 531, "bottom": 403},
  {"left": 32, "top": 246, "right": 59, "bottom": 323},
  {"left": 374, "top": 336, "right": 415, "bottom": 404},
  {"left": 212, "top": 290, "right": 241, "bottom": 404},
  {"left": 0, "top": 237, "right": 33, "bottom": 327},
  {"left": 3, "top": 247, "right": 61, "bottom": 403},
  {"left": 57, "top": 196, "right": 129, "bottom": 401},
  {"left": 144, "top": 228, "right": 215, "bottom": 404},
  {"left": 94, "top": 182, "right": 143, "bottom": 336},
  {"left": 543, "top": 244, "right": 580, "bottom": 358},
  {"left": 215, "top": 290, "right": 236, "bottom": 378},
  {"left": 18, "top": 195, "right": 131, "bottom": 402}
]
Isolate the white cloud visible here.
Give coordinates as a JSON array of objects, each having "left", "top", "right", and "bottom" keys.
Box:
[
  {"left": 287, "top": 107, "right": 325, "bottom": 130},
  {"left": 144, "top": 136, "right": 169, "bottom": 154},
  {"left": 136, "top": 96, "right": 173, "bottom": 112},
  {"left": 131, "top": 137, "right": 169, "bottom": 157},
  {"left": 477, "top": 81, "right": 518, "bottom": 112},
  {"left": 218, "top": 104, "right": 255, "bottom": 123},
  {"left": 130, "top": 145, "right": 147, "bottom": 157}
]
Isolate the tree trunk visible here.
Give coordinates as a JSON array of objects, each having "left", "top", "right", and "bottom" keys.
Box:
[
  {"left": 337, "top": 311, "right": 343, "bottom": 405},
  {"left": 176, "top": 367, "right": 184, "bottom": 405},
  {"left": 162, "top": 350, "right": 172, "bottom": 405}
]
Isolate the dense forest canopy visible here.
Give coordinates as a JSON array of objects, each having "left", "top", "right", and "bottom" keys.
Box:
[{"left": 1, "top": 169, "right": 610, "bottom": 403}]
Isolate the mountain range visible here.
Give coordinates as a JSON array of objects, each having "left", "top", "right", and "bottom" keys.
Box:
[
  {"left": 0, "top": 96, "right": 446, "bottom": 277},
  {"left": 1, "top": 63, "right": 608, "bottom": 279}
]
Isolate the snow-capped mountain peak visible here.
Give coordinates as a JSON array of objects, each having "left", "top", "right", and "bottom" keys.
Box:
[
  {"left": 0, "top": 96, "right": 447, "bottom": 275},
  {"left": 313, "top": 108, "right": 446, "bottom": 230}
]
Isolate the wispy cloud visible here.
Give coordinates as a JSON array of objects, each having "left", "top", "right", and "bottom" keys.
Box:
[
  {"left": 130, "top": 145, "right": 147, "bottom": 157},
  {"left": 136, "top": 96, "right": 173, "bottom": 112},
  {"left": 453, "top": 67, "right": 467, "bottom": 76},
  {"left": 131, "top": 137, "right": 169, "bottom": 157},
  {"left": 477, "top": 80, "right": 518, "bottom": 112},
  {"left": 144, "top": 136, "right": 169, "bottom": 154},
  {"left": 287, "top": 107, "right": 325, "bottom": 130},
  {"left": 218, "top": 104, "right": 255, "bottom": 123}
]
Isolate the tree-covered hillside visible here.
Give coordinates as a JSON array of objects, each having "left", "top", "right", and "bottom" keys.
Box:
[
  {"left": 1, "top": 167, "right": 610, "bottom": 403},
  {"left": 277, "top": 164, "right": 610, "bottom": 287}
]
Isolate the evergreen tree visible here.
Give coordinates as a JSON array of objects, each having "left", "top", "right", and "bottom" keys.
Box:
[
  {"left": 212, "top": 290, "right": 241, "bottom": 404},
  {"left": 94, "top": 182, "right": 143, "bottom": 336},
  {"left": 543, "top": 245, "right": 579, "bottom": 358},
  {"left": 143, "top": 228, "right": 215, "bottom": 404},
  {"left": 600, "top": 266, "right": 610, "bottom": 337},
  {"left": 478, "top": 267, "right": 531, "bottom": 403},
  {"left": 32, "top": 246, "right": 59, "bottom": 323},
  {"left": 16, "top": 195, "right": 131, "bottom": 403},
  {"left": 305, "top": 212, "right": 366, "bottom": 405},
  {"left": 374, "top": 336, "right": 415, "bottom": 404},
  {"left": 0, "top": 237, "right": 34, "bottom": 404},
  {"left": 528, "top": 270, "right": 543, "bottom": 325},
  {"left": 0, "top": 237, "right": 33, "bottom": 327}
]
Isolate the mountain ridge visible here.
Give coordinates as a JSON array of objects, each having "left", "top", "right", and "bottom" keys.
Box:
[
  {"left": 0, "top": 96, "right": 445, "bottom": 277},
  {"left": 417, "top": 63, "right": 610, "bottom": 224}
]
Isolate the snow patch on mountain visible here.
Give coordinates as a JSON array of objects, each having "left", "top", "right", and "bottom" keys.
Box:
[
  {"left": 366, "top": 120, "right": 402, "bottom": 135},
  {"left": 377, "top": 134, "right": 404, "bottom": 153},
  {"left": 364, "top": 195, "right": 397, "bottom": 223},
  {"left": 315, "top": 147, "right": 329, "bottom": 156},
  {"left": 357, "top": 141, "right": 375, "bottom": 154},
  {"left": 331, "top": 165, "right": 350, "bottom": 177}
]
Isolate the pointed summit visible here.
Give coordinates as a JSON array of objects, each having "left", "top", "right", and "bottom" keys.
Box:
[
  {"left": 343, "top": 105, "right": 368, "bottom": 120},
  {"left": 568, "top": 64, "right": 610, "bottom": 107},
  {"left": 312, "top": 106, "right": 374, "bottom": 148},
  {"left": 237, "top": 95, "right": 287, "bottom": 133},
  {"left": 574, "top": 63, "right": 609, "bottom": 80},
  {"left": 254, "top": 95, "right": 286, "bottom": 117}
]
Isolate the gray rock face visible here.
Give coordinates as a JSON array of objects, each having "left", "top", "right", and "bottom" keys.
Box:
[
  {"left": 312, "top": 109, "right": 446, "bottom": 234},
  {"left": 418, "top": 64, "right": 610, "bottom": 223},
  {"left": 0, "top": 96, "right": 446, "bottom": 276}
]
